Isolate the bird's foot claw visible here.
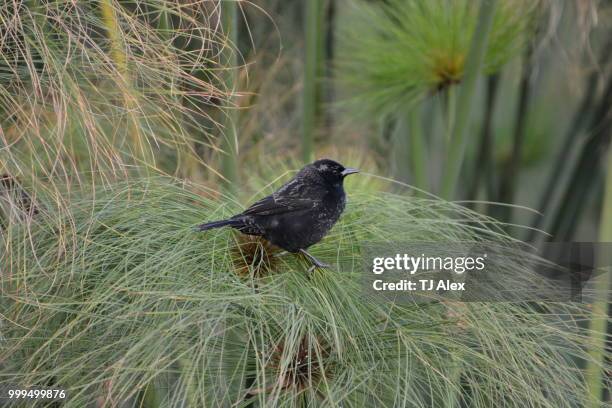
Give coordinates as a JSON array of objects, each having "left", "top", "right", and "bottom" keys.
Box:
[
  {"left": 299, "top": 249, "right": 331, "bottom": 277},
  {"left": 306, "top": 260, "right": 331, "bottom": 277}
]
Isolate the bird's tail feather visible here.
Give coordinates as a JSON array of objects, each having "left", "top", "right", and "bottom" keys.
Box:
[{"left": 195, "top": 219, "right": 236, "bottom": 231}]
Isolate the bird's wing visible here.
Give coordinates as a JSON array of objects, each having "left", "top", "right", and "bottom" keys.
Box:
[
  {"left": 240, "top": 176, "right": 323, "bottom": 217},
  {"left": 241, "top": 194, "right": 317, "bottom": 217}
]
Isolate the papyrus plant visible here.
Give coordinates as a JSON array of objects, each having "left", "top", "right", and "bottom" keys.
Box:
[
  {"left": 0, "top": 0, "right": 232, "bottom": 183},
  {"left": 337, "top": 0, "right": 538, "bottom": 114},
  {"left": 0, "top": 174, "right": 601, "bottom": 407}
]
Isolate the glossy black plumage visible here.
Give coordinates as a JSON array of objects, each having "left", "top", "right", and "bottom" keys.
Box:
[{"left": 197, "top": 159, "right": 358, "bottom": 269}]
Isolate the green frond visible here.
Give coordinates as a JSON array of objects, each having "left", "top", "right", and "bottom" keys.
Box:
[
  {"left": 337, "top": 0, "right": 540, "bottom": 114},
  {"left": 0, "top": 178, "right": 598, "bottom": 407}
]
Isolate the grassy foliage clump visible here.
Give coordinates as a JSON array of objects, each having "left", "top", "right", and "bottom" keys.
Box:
[
  {"left": 0, "top": 0, "right": 230, "bottom": 181},
  {"left": 0, "top": 178, "right": 596, "bottom": 407},
  {"left": 337, "top": 0, "right": 539, "bottom": 113}
]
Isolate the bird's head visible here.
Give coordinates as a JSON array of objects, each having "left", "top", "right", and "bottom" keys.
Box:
[{"left": 309, "top": 159, "right": 359, "bottom": 185}]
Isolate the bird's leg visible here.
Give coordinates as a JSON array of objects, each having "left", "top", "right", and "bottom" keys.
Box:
[{"left": 299, "top": 249, "right": 330, "bottom": 273}]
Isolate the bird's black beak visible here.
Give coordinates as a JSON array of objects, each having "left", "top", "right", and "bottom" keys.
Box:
[{"left": 341, "top": 167, "right": 359, "bottom": 177}]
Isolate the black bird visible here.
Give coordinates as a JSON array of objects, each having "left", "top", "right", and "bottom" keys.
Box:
[{"left": 197, "top": 159, "right": 359, "bottom": 271}]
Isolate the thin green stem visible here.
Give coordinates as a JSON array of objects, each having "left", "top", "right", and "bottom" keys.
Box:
[
  {"left": 322, "top": 0, "right": 336, "bottom": 132},
  {"left": 585, "top": 147, "right": 612, "bottom": 407},
  {"left": 497, "top": 47, "right": 533, "bottom": 223},
  {"left": 391, "top": 114, "right": 410, "bottom": 183},
  {"left": 302, "top": 0, "right": 324, "bottom": 163},
  {"left": 100, "top": 0, "right": 126, "bottom": 74},
  {"left": 100, "top": 0, "right": 153, "bottom": 171},
  {"left": 221, "top": 0, "right": 239, "bottom": 194},
  {"left": 468, "top": 74, "right": 499, "bottom": 206},
  {"left": 444, "top": 86, "right": 457, "bottom": 146},
  {"left": 440, "top": 0, "right": 498, "bottom": 199},
  {"left": 409, "top": 105, "right": 427, "bottom": 193}
]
